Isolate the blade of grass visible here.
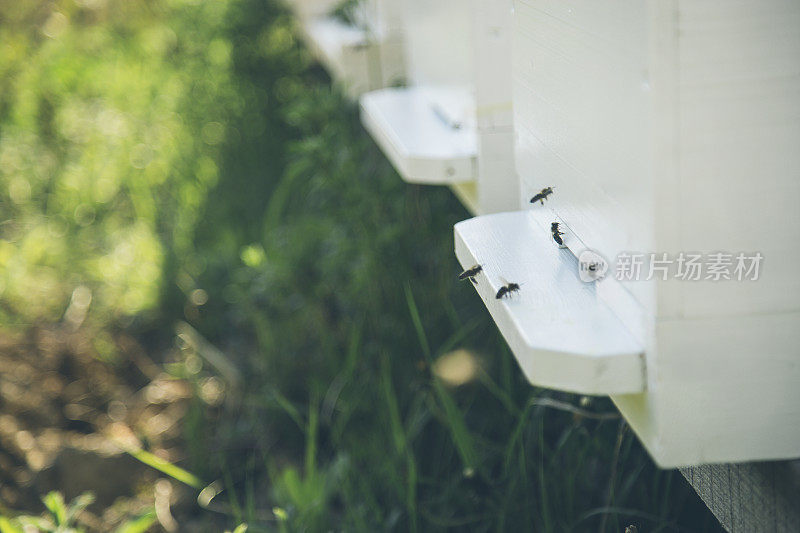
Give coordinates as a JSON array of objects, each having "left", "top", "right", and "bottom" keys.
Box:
[
  {"left": 125, "top": 448, "right": 204, "bottom": 490},
  {"left": 477, "top": 368, "right": 520, "bottom": 417},
  {"left": 42, "top": 492, "right": 67, "bottom": 526},
  {"left": 403, "top": 283, "right": 431, "bottom": 360},
  {"left": 519, "top": 441, "right": 533, "bottom": 528},
  {"left": 245, "top": 454, "right": 257, "bottom": 525},
  {"left": 65, "top": 492, "right": 94, "bottom": 525},
  {"left": 404, "top": 451, "right": 419, "bottom": 533},
  {"left": 0, "top": 517, "right": 23, "bottom": 533},
  {"left": 503, "top": 398, "right": 538, "bottom": 475},
  {"left": 223, "top": 466, "right": 243, "bottom": 524},
  {"left": 268, "top": 388, "right": 306, "bottom": 431},
  {"left": 264, "top": 159, "right": 309, "bottom": 229},
  {"left": 305, "top": 389, "right": 320, "bottom": 480},
  {"left": 430, "top": 377, "right": 478, "bottom": 471},
  {"left": 115, "top": 510, "right": 157, "bottom": 533},
  {"left": 380, "top": 354, "right": 417, "bottom": 531},
  {"left": 344, "top": 321, "right": 363, "bottom": 376},
  {"left": 405, "top": 282, "right": 478, "bottom": 471},
  {"left": 434, "top": 317, "right": 481, "bottom": 357},
  {"left": 381, "top": 354, "right": 407, "bottom": 455},
  {"left": 599, "top": 421, "right": 627, "bottom": 533},
  {"left": 538, "top": 416, "right": 552, "bottom": 531}
]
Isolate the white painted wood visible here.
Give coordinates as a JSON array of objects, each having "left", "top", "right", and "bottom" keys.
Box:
[
  {"left": 454, "top": 210, "right": 645, "bottom": 395},
  {"left": 450, "top": 182, "right": 480, "bottom": 215},
  {"left": 503, "top": 0, "right": 800, "bottom": 466},
  {"left": 361, "top": 0, "right": 406, "bottom": 88},
  {"left": 622, "top": 312, "right": 800, "bottom": 467},
  {"left": 669, "top": 0, "right": 800, "bottom": 320},
  {"left": 299, "top": 17, "right": 376, "bottom": 97},
  {"left": 357, "top": 0, "right": 518, "bottom": 213},
  {"left": 295, "top": 0, "right": 406, "bottom": 97},
  {"left": 288, "top": 0, "right": 340, "bottom": 19},
  {"left": 400, "top": 0, "right": 473, "bottom": 88},
  {"left": 360, "top": 87, "right": 477, "bottom": 184},
  {"left": 360, "top": 0, "right": 477, "bottom": 192},
  {"left": 473, "top": 0, "right": 518, "bottom": 214},
  {"left": 512, "top": 0, "right": 655, "bottom": 311}
]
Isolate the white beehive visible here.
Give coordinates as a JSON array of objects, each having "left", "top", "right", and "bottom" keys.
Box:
[
  {"left": 360, "top": 0, "right": 518, "bottom": 214},
  {"left": 455, "top": 0, "right": 800, "bottom": 467},
  {"left": 291, "top": 0, "right": 405, "bottom": 97},
  {"left": 288, "top": 0, "right": 340, "bottom": 19}
]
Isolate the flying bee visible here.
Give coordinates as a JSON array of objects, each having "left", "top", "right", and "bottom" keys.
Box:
[
  {"left": 529, "top": 186, "right": 554, "bottom": 205},
  {"left": 551, "top": 222, "right": 565, "bottom": 247},
  {"left": 495, "top": 281, "right": 521, "bottom": 299},
  {"left": 458, "top": 264, "right": 483, "bottom": 285}
]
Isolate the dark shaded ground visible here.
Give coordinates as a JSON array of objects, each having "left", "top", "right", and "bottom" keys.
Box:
[{"left": 0, "top": 326, "right": 199, "bottom": 529}]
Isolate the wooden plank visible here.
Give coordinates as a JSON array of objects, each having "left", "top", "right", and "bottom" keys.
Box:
[
  {"left": 681, "top": 461, "right": 800, "bottom": 532},
  {"left": 454, "top": 210, "right": 645, "bottom": 395},
  {"left": 360, "top": 87, "right": 477, "bottom": 184},
  {"left": 287, "top": 0, "right": 339, "bottom": 19},
  {"left": 401, "top": 0, "right": 473, "bottom": 87},
  {"left": 299, "top": 16, "right": 378, "bottom": 97}
]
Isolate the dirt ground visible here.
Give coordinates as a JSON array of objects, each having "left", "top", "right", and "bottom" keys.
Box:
[{"left": 0, "top": 325, "right": 205, "bottom": 530}]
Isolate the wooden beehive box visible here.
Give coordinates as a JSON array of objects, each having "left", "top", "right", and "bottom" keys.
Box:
[
  {"left": 288, "top": 0, "right": 339, "bottom": 19},
  {"left": 291, "top": 0, "right": 405, "bottom": 97},
  {"left": 360, "top": 0, "right": 519, "bottom": 214},
  {"left": 455, "top": 0, "right": 800, "bottom": 467}
]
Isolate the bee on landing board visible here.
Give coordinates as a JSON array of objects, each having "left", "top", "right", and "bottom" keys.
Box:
[
  {"left": 529, "top": 187, "right": 554, "bottom": 205},
  {"left": 458, "top": 264, "right": 483, "bottom": 285},
  {"left": 551, "top": 222, "right": 565, "bottom": 247},
  {"left": 495, "top": 281, "right": 520, "bottom": 299}
]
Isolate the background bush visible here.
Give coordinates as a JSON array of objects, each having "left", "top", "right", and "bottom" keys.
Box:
[{"left": 0, "top": 0, "right": 241, "bottom": 325}]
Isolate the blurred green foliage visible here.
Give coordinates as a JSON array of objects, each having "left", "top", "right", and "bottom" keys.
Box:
[
  {"left": 0, "top": 491, "right": 156, "bottom": 533},
  {"left": 0, "top": 0, "right": 244, "bottom": 325},
  {"left": 0, "top": 0, "right": 724, "bottom": 531}
]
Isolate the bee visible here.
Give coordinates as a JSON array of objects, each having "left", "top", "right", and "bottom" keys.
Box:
[
  {"left": 551, "top": 222, "right": 565, "bottom": 246},
  {"left": 529, "top": 187, "right": 554, "bottom": 205},
  {"left": 458, "top": 264, "right": 483, "bottom": 285},
  {"left": 495, "top": 281, "right": 520, "bottom": 299}
]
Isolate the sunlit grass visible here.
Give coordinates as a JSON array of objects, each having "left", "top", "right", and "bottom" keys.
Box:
[{"left": 0, "top": 0, "right": 242, "bottom": 326}]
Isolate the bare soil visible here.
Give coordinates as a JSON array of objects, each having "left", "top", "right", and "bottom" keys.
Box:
[{"left": 0, "top": 325, "right": 197, "bottom": 530}]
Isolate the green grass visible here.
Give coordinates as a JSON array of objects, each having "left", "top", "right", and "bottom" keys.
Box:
[
  {"left": 124, "top": 447, "right": 205, "bottom": 490},
  {"left": 0, "top": 492, "right": 157, "bottom": 533},
  {"left": 0, "top": 0, "right": 724, "bottom": 531}
]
